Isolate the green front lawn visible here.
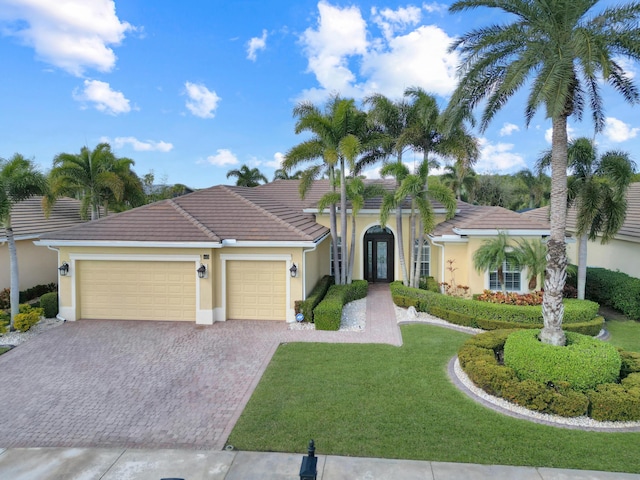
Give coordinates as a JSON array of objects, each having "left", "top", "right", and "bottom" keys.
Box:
[
  {"left": 606, "top": 318, "right": 640, "bottom": 353},
  {"left": 0, "top": 346, "right": 10, "bottom": 356},
  {"left": 228, "top": 325, "right": 640, "bottom": 474}
]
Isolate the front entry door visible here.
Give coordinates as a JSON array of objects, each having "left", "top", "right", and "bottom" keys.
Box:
[{"left": 364, "top": 228, "right": 395, "bottom": 283}]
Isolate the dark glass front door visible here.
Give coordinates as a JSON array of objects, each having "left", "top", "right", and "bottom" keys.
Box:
[{"left": 364, "top": 228, "right": 394, "bottom": 283}]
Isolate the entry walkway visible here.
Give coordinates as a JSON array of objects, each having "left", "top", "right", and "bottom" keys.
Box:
[{"left": 0, "top": 447, "right": 637, "bottom": 479}]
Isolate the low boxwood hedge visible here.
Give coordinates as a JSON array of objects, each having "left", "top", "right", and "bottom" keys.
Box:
[
  {"left": 390, "top": 282, "right": 603, "bottom": 335},
  {"left": 39, "top": 292, "right": 59, "bottom": 319},
  {"left": 313, "top": 280, "right": 368, "bottom": 331},
  {"left": 459, "top": 330, "right": 640, "bottom": 421},
  {"left": 295, "top": 275, "right": 333, "bottom": 323},
  {"left": 504, "top": 329, "right": 621, "bottom": 391}
]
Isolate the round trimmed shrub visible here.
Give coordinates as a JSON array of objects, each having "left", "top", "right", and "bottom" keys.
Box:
[{"left": 503, "top": 329, "right": 621, "bottom": 391}]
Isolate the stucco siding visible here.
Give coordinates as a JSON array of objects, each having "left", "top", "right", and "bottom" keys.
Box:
[
  {"left": 0, "top": 240, "right": 58, "bottom": 291},
  {"left": 567, "top": 237, "right": 640, "bottom": 279}
]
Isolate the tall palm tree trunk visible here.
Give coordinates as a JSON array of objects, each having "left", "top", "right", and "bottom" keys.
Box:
[
  {"left": 540, "top": 116, "right": 568, "bottom": 346},
  {"left": 7, "top": 224, "right": 19, "bottom": 330},
  {"left": 348, "top": 212, "right": 356, "bottom": 284},
  {"left": 340, "top": 159, "right": 347, "bottom": 285},
  {"left": 577, "top": 233, "right": 588, "bottom": 300}
]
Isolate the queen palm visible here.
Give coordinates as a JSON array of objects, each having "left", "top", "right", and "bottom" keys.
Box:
[
  {"left": 283, "top": 96, "right": 367, "bottom": 284},
  {"left": 448, "top": 0, "right": 640, "bottom": 346},
  {"left": 0, "top": 154, "right": 47, "bottom": 328},
  {"left": 49, "top": 143, "right": 125, "bottom": 220},
  {"left": 226, "top": 165, "right": 268, "bottom": 187},
  {"left": 442, "top": 161, "right": 477, "bottom": 201},
  {"left": 539, "top": 137, "right": 635, "bottom": 299},
  {"left": 514, "top": 238, "right": 547, "bottom": 290}
]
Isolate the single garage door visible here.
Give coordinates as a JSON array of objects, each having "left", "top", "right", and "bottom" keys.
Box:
[
  {"left": 78, "top": 260, "right": 196, "bottom": 321},
  {"left": 227, "top": 260, "right": 286, "bottom": 320}
]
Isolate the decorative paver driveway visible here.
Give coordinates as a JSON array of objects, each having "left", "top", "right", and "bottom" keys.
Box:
[{"left": 0, "top": 285, "right": 400, "bottom": 450}]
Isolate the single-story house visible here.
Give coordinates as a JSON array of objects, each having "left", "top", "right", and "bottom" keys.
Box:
[
  {"left": 35, "top": 180, "right": 551, "bottom": 324},
  {"left": 522, "top": 182, "right": 640, "bottom": 279},
  {"left": 1, "top": 196, "right": 86, "bottom": 291}
]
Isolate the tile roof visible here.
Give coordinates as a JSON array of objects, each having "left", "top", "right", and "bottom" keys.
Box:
[
  {"left": 433, "top": 202, "right": 550, "bottom": 236},
  {"left": 521, "top": 182, "right": 640, "bottom": 242},
  {"left": 39, "top": 184, "right": 330, "bottom": 243},
  {"left": 0, "top": 196, "right": 86, "bottom": 241}
]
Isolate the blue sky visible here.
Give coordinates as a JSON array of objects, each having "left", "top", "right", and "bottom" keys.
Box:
[{"left": 1, "top": 0, "right": 639, "bottom": 189}]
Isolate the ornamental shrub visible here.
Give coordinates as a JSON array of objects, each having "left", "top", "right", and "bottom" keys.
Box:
[
  {"left": 39, "top": 292, "right": 59, "bottom": 319},
  {"left": 419, "top": 276, "right": 440, "bottom": 292},
  {"left": 295, "top": 275, "right": 333, "bottom": 323},
  {"left": 503, "top": 329, "right": 621, "bottom": 391},
  {"left": 0, "top": 311, "right": 8, "bottom": 335},
  {"left": 587, "top": 384, "right": 640, "bottom": 421},
  {"left": 13, "top": 305, "right": 43, "bottom": 332},
  {"left": 313, "top": 280, "right": 368, "bottom": 331},
  {"left": 620, "top": 350, "right": 640, "bottom": 378}
]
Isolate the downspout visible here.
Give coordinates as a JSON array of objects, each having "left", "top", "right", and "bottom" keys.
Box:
[
  {"left": 46, "top": 245, "right": 66, "bottom": 322},
  {"left": 429, "top": 237, "right": 446, "bottom": 293},
  {"left": 302, "top": 232, "right": 331, "bottom": 299}
]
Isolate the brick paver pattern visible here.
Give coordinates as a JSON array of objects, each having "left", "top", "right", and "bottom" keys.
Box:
[{"left": 0, "top": 284, "right": 400, "bottom": 450}]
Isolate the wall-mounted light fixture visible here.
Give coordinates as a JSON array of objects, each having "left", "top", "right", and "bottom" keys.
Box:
[
  {"left": 289, "top": 263, "right": 298, "bottom": 278},
  {"left": 197, "top": 264, "right": 207, "bottom": 279},
  {"left": 58, "top": 262, "right": 69, "bottom": 277}
]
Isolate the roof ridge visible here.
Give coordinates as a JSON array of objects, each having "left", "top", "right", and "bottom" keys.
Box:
[
  {"left": 168, "top": 199, "right": 220, "bottom": 240},
  {"left": 222, "top": 185, "right": 313, "bottom": 240}
]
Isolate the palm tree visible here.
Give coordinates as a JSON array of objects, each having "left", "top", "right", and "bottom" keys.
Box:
[
  {"left": 226, "top": 165, "right": 268, "bottom": 187},
  {"left": 473, "top": 231, "right": 513, "bottom": 292},
  {"left": 442, "top": 161, "right": 477, "bottom": 201},
  {"left": 539, "top": 137, "right": 635, "bottom": 299},
  {"left": 100, "top": 157, "right": 145, "bottom": 213},
  {"left": 283, "top": 96, "right": 367, "bottom": 285},
  {"left": 514, "top": 169, "right": 550, "bottom": 210},
  {"left": 514, "top": 238, "right": 547, "bottom": 290},
  {"left": 272, "top": 168, "right": 303, "bottom": 181},
  {"left": 0, "top": 154, "right": 47, "bottom": 328},
  {"left": 447, "top": 0, "right": 640, "bottom": 346},
  {"left": 49, "top": 143, "right": 125, "bottom": 220}
]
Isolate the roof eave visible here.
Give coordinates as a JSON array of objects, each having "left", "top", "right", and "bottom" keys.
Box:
[{"left": 34, "top": 240, "right": 223, "bottom": 248}]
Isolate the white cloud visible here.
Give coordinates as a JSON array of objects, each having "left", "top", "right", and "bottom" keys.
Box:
[
  {"left": 298, "top": 1, "right": 459, "bottom": 101},
  {"left": 111, "top": 136, "right": 173, "bottom": 152},
  {"left": 614, "top": 56, "right": 636, "bottom": 80},
  {"left": 0, "top": 0, "right": 133, "bottom": 76},
  {"left": 247, "top": 29, "right": 267, "bottom": 61},
  {"left": 544, "top": 125, "right": 576, "bottom": 144},
  {"left": 265, "top": 152, "right": 285, "bottom": 169},
  {"left": 184, "top": 82, "right": 220, "bottom": 119},
  {"left": 206, "top": 149, "right": 238, "bottom": 167},
  {"left": 372, "top": 6, "right": 421, "bottom": 41},
  {"left": 72, "top": 79, "right": 130, "bottom": 115},
  {"left": 475, "top": 138, "right": 527, "bottom": 173},
  {"left": 604, "top": 117, "right": 640, "bottom": 142},
  {"left": 422, "top": 2, "right": 448, "bottom": 14},
  {"left": 499, "top": 123, "right": 520, "bottom": 136}
]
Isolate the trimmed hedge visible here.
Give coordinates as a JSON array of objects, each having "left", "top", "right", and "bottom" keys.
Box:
[
  {"left": 504, "top": 329, "right": 621, "bottom": 391},
  {"left": 295, "top": 275, "right": 333, "bottom": 323},
  {"left": 458, "top": 330, "right": 640, "bottom": 420},
  {"left": 39, "top": 292, "right": 59, "bottom": 319},
  {"left": 13, "top": 305, "right": 43, "bottom": 332},
  {"left": 568, "top": 266, "right": 640, "bottom": 320},
  {"left": 313, "top": 280, "right": 368, "bottom": 331},
  {"left": 419, "top": 276, "right": 440, "bottom": 292},
  {"left": 390, "top": 282, "right": 603, "bottom": 335}
]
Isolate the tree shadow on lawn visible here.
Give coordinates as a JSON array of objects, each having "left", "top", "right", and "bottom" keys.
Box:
[{"left": 228, "top": 324, "right": 640, "bottom": 474}]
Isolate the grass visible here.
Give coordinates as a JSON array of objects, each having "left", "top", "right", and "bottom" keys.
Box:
[
  {"left": 228, "top": 324, "right": 640, "bottom": 474},
  {"left": 0, "top": 346, "right": 10, "bottom": 356},
  {"left": 606, "top": 318, "right": 640, "bottom": 353}
]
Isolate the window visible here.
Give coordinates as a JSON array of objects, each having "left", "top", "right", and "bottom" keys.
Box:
[
  {"left": 330, "top": 236, "right": 342, "bottom": 276},
  {"left": 489, "top": 259, "right": 521, "bottom": 291},
  {"left": 413, "top": 241, "right": 430, "bottom": 277}
]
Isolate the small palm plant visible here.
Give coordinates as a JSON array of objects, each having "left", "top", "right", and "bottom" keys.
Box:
[
  {"left": 514, "top": 238, "right": 547, "bottom": 291},
  {"left": 473, "top": 231, "right": 513, "bottom": 292}
]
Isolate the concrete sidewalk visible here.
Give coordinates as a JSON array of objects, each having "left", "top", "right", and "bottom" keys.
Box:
[{"left": 0, "top": 447, "right": 637, "bottom": 480}]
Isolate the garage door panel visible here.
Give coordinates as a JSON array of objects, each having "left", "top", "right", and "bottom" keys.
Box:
[
  {"left": 227, "top": 260, "right": 286, "bottom": 321},
  {"left": 78, "top": 260, "right": 196, "bottom": 321}
]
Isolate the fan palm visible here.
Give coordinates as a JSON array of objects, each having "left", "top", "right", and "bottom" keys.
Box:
[
  {"left": 226, "top": 165, "right": 268, "bottom": 187},
  {"left": 0, "top": 154, "right": 48, "bottom": 327},
  {"left": 448, "top": 0, "right": 640, "bottom": 345}
]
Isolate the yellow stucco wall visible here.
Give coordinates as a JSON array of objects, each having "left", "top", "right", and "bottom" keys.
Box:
[
  {"left": 567, "top": 237, "right": 640, "bottom": 279},
  {"left": 303, "top": 235, "right": 331, "bottom": 297},
  {"left": 0, "top": 240, "right": 58, "bottom": 291}
]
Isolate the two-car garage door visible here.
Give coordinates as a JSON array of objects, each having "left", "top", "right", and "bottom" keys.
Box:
[{"left": 78, "top": 260, "right": 196, "bottom": 321}]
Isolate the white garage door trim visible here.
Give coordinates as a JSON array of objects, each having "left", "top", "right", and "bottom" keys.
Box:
[
  {"left": 61, "top": 253, "right": 213, "bottom": 324},
  {"left": 220, "top": 253, "right": 294, "bottom": 322}
]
